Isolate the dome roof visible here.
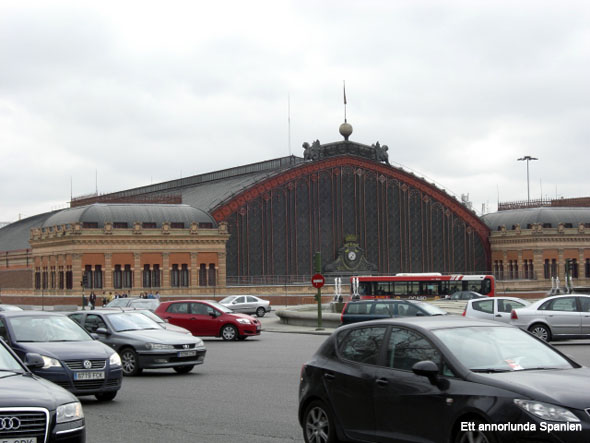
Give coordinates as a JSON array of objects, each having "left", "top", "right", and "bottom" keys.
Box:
[
  {"left": 482, "top": 207, "right": 590, "bottom": 230},
  {"left": 41, "top": 203, "right": 216, "bottom": 228}
]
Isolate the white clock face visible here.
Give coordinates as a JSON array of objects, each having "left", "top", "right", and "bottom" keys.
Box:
[{"left": 347, "top": 251, "right": 357, "bottom": 261}]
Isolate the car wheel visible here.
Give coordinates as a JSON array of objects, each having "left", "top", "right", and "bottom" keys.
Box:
[
  {"left": 303, "top": 400, "right": 338, "bottom": 443},
  {"left": 120, "top": 348, "right": 141, "bottom": 376},
  {"left": 454, "top": 419, "right": 496, "bottom": 443},
  {"left": 221, "top": 324, "right": 238, "bottom": 341},
  {"left": 528, "top": 323, "right": 551, "bottom": 341},
  {"left": 256, "top": 307, "right": 266, "bottom": 317},
  {"left": 173, "top": 365, "right": 194, "bottom": 374},
  {"left": 95, "top": 391, "right": 117, "bottom": 402}
]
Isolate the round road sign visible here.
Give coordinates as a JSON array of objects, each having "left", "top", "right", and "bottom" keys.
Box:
[{"left": 311, "top": 273, "right": 325, "bottom": 289}]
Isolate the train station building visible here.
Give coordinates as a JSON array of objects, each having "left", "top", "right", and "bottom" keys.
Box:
[{"left": 1, "top": 124, "right": 589, "bottom": 304}]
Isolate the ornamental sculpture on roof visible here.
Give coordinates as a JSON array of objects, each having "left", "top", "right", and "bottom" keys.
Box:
[{"left": 302, "top": 139, "right": 391, "bottom": 165}]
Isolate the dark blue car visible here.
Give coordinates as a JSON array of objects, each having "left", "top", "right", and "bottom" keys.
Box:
[{"left": 0, "top": 311, "right": 122, "bottom": 401}]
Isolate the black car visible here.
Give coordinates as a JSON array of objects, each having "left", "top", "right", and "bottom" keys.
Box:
[
  {"left": 0, "top": 311, "right": 122, "bottom": 401},
  {"left": 0, "top": 336, "right": 85, "bottom": 442},
  {"left": 68, "top": 310, "right": 206, "bottom": 376},
  {"left": 299, "top": 316, "right": 590, "bottom": 443},
  {"left": 340, "top": 299, "right": 446, "bottom": 325}
]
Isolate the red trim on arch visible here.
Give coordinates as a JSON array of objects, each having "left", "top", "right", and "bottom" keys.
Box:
[{"left": 211, "top": 156, "right": 490, "bottom": 249}]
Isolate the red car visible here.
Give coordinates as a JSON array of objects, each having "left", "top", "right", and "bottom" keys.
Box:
[{"left": 155, "top": 300, "right": 261, "bottom": 341}]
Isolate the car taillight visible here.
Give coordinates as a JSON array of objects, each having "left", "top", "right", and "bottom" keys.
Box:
[
  {"left": 462, "top": 307, "right": 466, "bottom": 316},
  {"left": 511, "top": 310, "right": 518, "bottom": 320},
  {"left": 341, "top": 302, "right": 349, "bottom": 323}
]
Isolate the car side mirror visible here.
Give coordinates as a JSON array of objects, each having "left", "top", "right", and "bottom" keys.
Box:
[
  {"left": 95, "top": 327, "right": 110, "bottom": 336},
  {"left": 412, "top": 360, "right": 440, "bottom": 385},
  {"left": 25, "top": 353, "right": 44, "bottom": 370},
  {"left": 90, "top": 333, "right": 100, "bottom": 340},
  {"left": 209, "top": 311, "right": 218, "bottom": 318}
]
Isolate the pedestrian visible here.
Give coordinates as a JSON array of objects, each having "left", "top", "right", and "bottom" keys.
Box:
[
  {"left": 89, "top": 291, "right": 97, "bottom": 310},
  {"left": 154, "top": 291, "right": 160, "bottom": 300}
]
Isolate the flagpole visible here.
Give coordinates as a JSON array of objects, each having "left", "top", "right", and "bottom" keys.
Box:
[{"left": 343, "top": 80, "right": 347, "bottom": 123}]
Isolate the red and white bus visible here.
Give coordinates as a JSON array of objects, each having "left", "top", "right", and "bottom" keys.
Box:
[{"left": 350, "top": 273, "right": 495, "bottom": 300}]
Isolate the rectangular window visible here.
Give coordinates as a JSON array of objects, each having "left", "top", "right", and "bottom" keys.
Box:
[
  {"left": 113, "top": 265, "right": 122, "bottom": 289},
  {"left": 171, "top": 264, "right": 179, "bottom": 288},
  {"left": 123, "top": 265, "right": 132, "bottom": 288},
  {"left": 143, "top": 265, "right": 151, "bottom": 288},
  {"left": 208, "top": 264, "right": 216, "bottom": 287},
  {"left": 82, "top": 222, "right": 99, "bottom": 228},
  {"left": 142, "top": 222, "right": 157, "bottom": 229},
  {"left": 84, "top": 265, "right": 93, "bottom": 289},
  {"left": 181, "top": 264, "right": 189, "bottom": 287},
  {"left": 94, "top": 265, "right": 103, "bottom": 289},
  {"left": 152, "top": 264, "right": 161, "bottom": 288},
  {"left": 551, "top": 259, "right": 557, "bottom": 278},
  {"left": 35, "top": 269, "right": 41, "bottom": 289},
  {"left": 66, "top": 267, "right": 73, "bottom": 289},
  {"left": 199, "top": 264, "right": 207, "bottom": 287},
  {"left": 171, "top": 222, "right": 185, "bottom": 229},
  {"left": 113, "top": 222, "right": 128, "bottom": 229}
]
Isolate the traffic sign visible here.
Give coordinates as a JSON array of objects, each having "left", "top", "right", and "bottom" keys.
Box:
[{"left": 311, "top": 273, "right": 325, "bottom": 289}]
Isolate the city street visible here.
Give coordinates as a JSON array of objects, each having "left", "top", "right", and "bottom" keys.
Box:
[
  {"left": 80, "top": 323, "right": 590, "bottom": 443},
  {"left": 82, "top": 331, "right": 326, "bottom": 443}
]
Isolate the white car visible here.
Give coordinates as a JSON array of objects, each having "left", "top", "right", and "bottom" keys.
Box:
[
  {"left": 510, "top": 294, "right": 590, "bottom": 342},
  {"left": 462, "top": 296, "right": 529, "bottom": 323},
  {"left": 219, "top": 295, "right": 271, "bottom": 317}
]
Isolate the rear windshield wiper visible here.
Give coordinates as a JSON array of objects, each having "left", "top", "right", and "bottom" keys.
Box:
[{"left": 471, "top": 368, "right": 512, "bottom": 373}]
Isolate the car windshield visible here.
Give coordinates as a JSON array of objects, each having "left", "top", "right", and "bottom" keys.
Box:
[
  {"left": 106, "top": 312, "right": 161, "bottom": 332},
  {"left": 0, "top": 343, "right": 24, "bottom": 373},
  {"left": 130, "top": 300, "right": 159, "bottom": 309},
  {"left": 411, "top": 301, "right": 446, "bottom": 315},
  {"left": 433, "top": 326, "right": 574, "bottom": 372},
  {"left": 136, "top": 310, "right": 164, "bottom": 324},
  {"left": 0, "top": 305, "right": 23, "bottom": 311},
  {"left": 10, "top": 315, "right": 92, "bottom": 342},
  {"left": 219, "top": 296, "right": 238, "bottom": 304},
  {"left": 206, "top": 301, "right": 233, "bottom": 313},
  {"left": 106, "top": 299, "right": 129, "bottom": 307}
]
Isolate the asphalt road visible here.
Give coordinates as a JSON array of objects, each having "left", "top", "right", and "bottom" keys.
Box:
[{"left": 82, "top": 331, "right": 326, "bottom": 443}]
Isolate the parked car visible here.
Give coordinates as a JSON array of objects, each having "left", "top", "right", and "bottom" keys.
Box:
[
  {"left": 0, "top": 311, "right": 122, "bottom": 401},
  {"left": 0, "top": 304, "right": 23, "bottom": 311},
  {"left": 0, "top": 337, "right": 86, "bottom": 442},
  {"left": 463, "top": 296, "right": 530, "bottom": 323},
  {"left": 340, "top": 299, "right": 446, "bottom": 325},
  {"left": 68, "top": 310, "right": 206, "bottom": 376},
  {"left": 155, "top": 300, "right": 261, "bottom": 341},
  {"left": 299, "top": 316, "right": 590, "bottom": 443},
  {"left": 105, "top": 297, "right": 160, "bottom": 311},
  {"left": 448, "top": 290, "right": 486, "bottom": 300},
  {"left": 219, "top": 295, "right": 272, "bottom": 317},
  {"left": 510, "top": 294, "right": 590, "bottom": 341}
]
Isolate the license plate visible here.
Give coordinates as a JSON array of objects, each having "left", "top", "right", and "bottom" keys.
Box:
[
  {"left": 177, "top": 350, "right": 197, "bottom": 358},
  {"left": 1, "top": 438, "right": 37, "bottom": 443},
  {"left": 74, "top": 371, "right": 105, "bottom": 380}
]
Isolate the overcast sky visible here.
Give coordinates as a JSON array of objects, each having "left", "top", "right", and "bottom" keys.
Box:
[{"left": 1, "top": 0, "right": 589, "bottom": 224}]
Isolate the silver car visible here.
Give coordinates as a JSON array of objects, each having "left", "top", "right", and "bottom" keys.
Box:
[
  {"left": 510, "top": 294, "right": 590, "bottom": 341},
  {"left": 219, "top": 295, "right": 271, "bottom": 317},
  {"left": 463, "top": 296, "right": 529, "bottom": 323}
]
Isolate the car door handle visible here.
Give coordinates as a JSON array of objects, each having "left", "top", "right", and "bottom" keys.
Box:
[
  {"left": 376, "top": 378, "right": 389, "bottom": 386},
  {"left": 323, "top": 372, "right": 335, "bottom": 381},
  {"left": 495, "top": 314, "right": 502, "bottom": 317}
]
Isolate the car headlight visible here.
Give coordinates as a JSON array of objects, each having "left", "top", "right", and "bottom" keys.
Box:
[
  {"left": 236, "top": 319, "right": 251, "bottom": 325},
  {"left": 193, "top": 338, "right": 204, "bottom": 346},
  {"left": 56, "top": 401, "right": 84, "bottom": 424},
  {"left": 41, "top": 355, "right": 62, "bottom": 369},
  {"left": 145, "top": 343, "right": 174, "bottom": 350},
  {"left": 514, "top": 399, "right": 580, "bottom": 422},
  {"left": 109, "top": 352, "right": 121, "bottom": 366}
]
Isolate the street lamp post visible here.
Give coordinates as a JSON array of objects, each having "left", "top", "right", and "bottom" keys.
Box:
[{"left": 517, "top": 156, "right": 538, "bottom": 205}]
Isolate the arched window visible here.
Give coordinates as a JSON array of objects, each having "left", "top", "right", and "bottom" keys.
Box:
[{"left": 84, "top": 265, "right": 93, "bottom": 289}]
